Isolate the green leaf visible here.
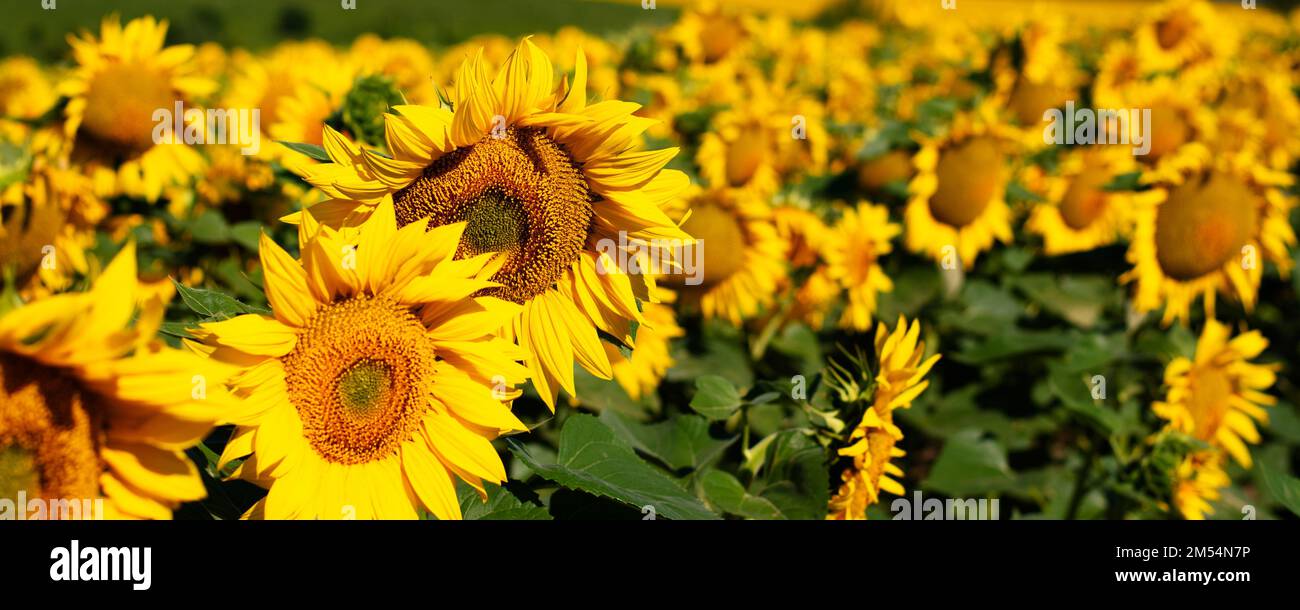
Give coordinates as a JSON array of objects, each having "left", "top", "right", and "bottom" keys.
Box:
[
  {"left": 599, "top": 410, "right": 735, "bottom": 472},
  {"left": 746, "top": 430, "right": 829, "bottom": 520},
  {"left": 278, "top": 141, "right": 331, "bottom": 162},
  {"left": 158, "top": 321, "right": 197, "bottom": 340},
  {"left": 690, "top": 375, "right": 744, "bottom": 421},
  {"left": 1013, "top": 274, "right": 1114, "bottom": 328},
  {"left": 229, "top": 221, "right": 264, "bottom": 252},
  {"left": 172, "top": 279, "right": 270, "bottom": 321},
  {"left": 456, "top": 482, "right": 551, "bottom": 520},
  {"left": 188, "top": 209, "right": 231, "bottom": 244},
  {"left": 1257, "top": 460, "right": 1300, "bottom": 518},
  {"left": 1103, "top": 171, "right": 1143, "bottom": 192},
  {"left": 507, "top": 414, "right": 719, "bottom": 520},
  {"left": 923, "top": 430, "right": 1015, "bottom": 496},
  {"left": 952, "top": 330, "right": 1073, "bottom": 364},
  {"left": 700, "top": 469, "right": 785, "bottom": 519}
]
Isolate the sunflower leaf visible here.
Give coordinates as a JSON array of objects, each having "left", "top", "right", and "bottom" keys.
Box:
[
  {"left": 1257, "top": 460, "right": 1300, "bottom": 518},
  {"left": 172, "top": 279, "right": 271, "bottom": 321},
  {"left": 689, "top": 375, "right": 744, "bottom": 421},
  {"left": 508, "top": 414, "right": 719, "bottom": 520},
  {"left": 456, "top": 482, "right": 551, "bottom": 520},
  {"left": 277, "top": 141, "right": 331, "bottom": 162}
]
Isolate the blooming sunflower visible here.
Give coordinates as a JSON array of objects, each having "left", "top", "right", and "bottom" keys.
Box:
[
  {"left": 1133, "top": 0, "right": 1236, "bottom": 73},
  {"left": 191, "top": 199, "right": 529, "bottom": 520},
  {"left": 296, "top": 39, "right": 691, "bottom": 409},
  {"left": 1122, "top": 156, "right": 1296, "bottom": 325},
  {"left": 0, "top": 57, "right": 56, "bottom": 121},
  {"left": 663, "top": 187, "right": 785, "bottom": 325},
  {"left": 828, "top": 316, "right": 940, "bottom": 520},
  {"left": 1024, "top": 147, "right": 1136, "bottom": 255},
  {"left": 991, "top": 15, "right": 1081, "bottom": 142},
  {"left": 58, "top": 15, "right": 217, "bottom": 202},
  {"left": 1, "top": 160, "right": 100, "bottom": 296},
  {"left": 610, "top": 292, "right": 683, "bottom": 402},
  {"left": 695, "top": 69, "right": 828, "bottom": 195},
  {"left": 222, "top": 41, "right": 352, "bottom": 175},
  {"left": 824, "top": 202, "right": 899, "bottom": 332},
  {"left": 904, "top": 106, "right": 1016, "bottom": 269},
  {"left": 1153, "top": 319, "right": 1277, "bottom": 469},
  {"left": 0, "top": 243, "right": 226, "bottom": 519},
  {"left": 1170, "top": 450, "right": 1231, "bottom": 521}
]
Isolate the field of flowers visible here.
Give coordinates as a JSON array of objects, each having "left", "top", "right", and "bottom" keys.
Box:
[{"left": 2, "top": 0, "right": 1300, "bottom": 521}]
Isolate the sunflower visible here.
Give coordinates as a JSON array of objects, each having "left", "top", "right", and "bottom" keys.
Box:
[
  {"left": 1024, "top": 147, "right": 1136, "bottom": 255},
  {"left": 58, "top": 15, "right": 217, "bottom": 202},
  {"left": 991, "top": 15, "right": 1081, "bottom": 142},
  {"left": 0, "top": 243, "right": 226, "bottom": 519},
  {"left": 771, "top": 205, "right": 836, "bottom": 329},
  {"left": 190, "top": 199, "right": 529, "bottom": 520},
  {"left": 1133, "top": 0, "right": 1236, "bottom": 73},
  {"left": 904, "top": 106, "right": 1016, "bottom": 270},
  {"left": 1153, "top": 319, "right": 1277, "bottom": 469},
  {"left": 0, "top": 57, "right": 56, "bottom": 121},
  {"left": 1214, "top": 66, "right": 1300, "bottom": 171},
  {"left": 828, "top": 316, "right": 940, "bottom": 520},
  {"left": 1170, "top": 450, "right": 1231, "bottom": 520},
  {"left": 664, "top": 188, "right": 785, "bottom": 325},
  {"left": 660, "top": 0, "right": 757, "bottom": 68},
  {"left": 695, "top": 69, "right": 828, "bottom": 195},
  {"left": 222, "top": 41, "right": 352, "bottom": 175},
  {"left": 823, "top": 202, "right": 899, "bottom": 332},
  {"left": 610, "top": 293, "right": 683, "bottom": 402},
  {"left": 1122, "top": 156, "right": 1296, "bottom": 325},
  {"left": 348, "top": 35, "right": 439, "bottom": 106},
  {"left": 1, "top": 160, "right": 100, "bottom": 296},
  {"left": 295, "top": 39, "right": 691, "bottom": 409}
]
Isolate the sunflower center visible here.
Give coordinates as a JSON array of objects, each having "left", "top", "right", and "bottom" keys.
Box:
[
  {"left": 1187, "top": 365, "right": 1232, "bottom": 440},
  {"left": 1156, "top": 10, "right": 1194, "bottom": 51},
  {"left": 0, "top": 444, "right": 39, "bottom": 499},
  {"left": 1154, "top": 171, "right": 1258, "bottom": 281},
  {"left": 675, "top": 201, "right": 747, "bottom": 289},
  {"left": 1146, "top": 106, "right": 1190, "bottom": 160},
  {"left": 0, "top": 353, "right": 104, "bottom": 501},
  {"left": 930, "top": 137, "right": 1004, "bottom": 228},
  {"left": 392, "top": 126, "right": 593, "bottom": 304},
  {"left": 1059, "top": 165, "right": 1111, "bottom": 230},
  {"left": 462, "top": 188, "right": 529, "bottom": 257},
  {"left": 857, "top": 150, "right": 913, "bottom": 191},
  {"left": 283, "top": 295, "right": 437, "bottom": 465},
  {"left": 335, "top": 359, "right": 395, "bottom": 423},
  {"left": 700, "top": 17, "right": 744, "bottom": 63},
  {"left": 1009, "top": 77, "right": 1070, "bottom": 126},
  {"left": 725, "top": 127, "right": 768, "bottom": 187},
  {"left": 81, "top": 63, "right": 176, "bottom": 151},
  {"left": 1, "top": 191, "right": 67, "bottom": 287}
]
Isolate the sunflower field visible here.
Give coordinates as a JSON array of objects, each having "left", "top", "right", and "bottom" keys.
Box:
[{"left": 3, "top": 0, "right": 1300, "bottom": 523}]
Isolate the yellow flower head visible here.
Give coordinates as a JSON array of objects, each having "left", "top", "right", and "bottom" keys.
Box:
[
  {"left": 0, "top": 243, "right": 227, "bottom": 519},
  {"left": 824, "top": 201, "right": 899, "bottom": 332},
  {"left": 1024, "top": 147, "right": 1137, "bottom": 255},
  {"left": 191, "top": 198, "right": 530, "bottom": 520},
  {"left": 59, "top": 15, "right": 217, "bottom": 202},
  {"left": 828, "top": 316, "right": 940, "bottom": 520},
  {"left": 1122, "top": 155, "right": 1296, "bottom": 325},
  {"left": 1153, "top": 319, "right": 1277, "bottom": 469},
  {"left": 905, "top": 104, "right": 1017, "bottom": 269},
  {"left": 663, "top": 187, "right": 786, "bottom": 325},
  {"left": 294, "top": 38, "right": 692, "bottom": 409}
]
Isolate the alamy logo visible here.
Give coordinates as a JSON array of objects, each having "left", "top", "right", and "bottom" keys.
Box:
[
  {"left": 152, "top": 101, "right": 261, "bottom": 155},
  {"left": 49, "top": 539, "right": 152, "bottom": 591},
  {"left": 890, "top": 490, "right": 1000, "bottom": 520},
  {"left": 1042, "top": 100, "right": 1151, "bottom": 156}
]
